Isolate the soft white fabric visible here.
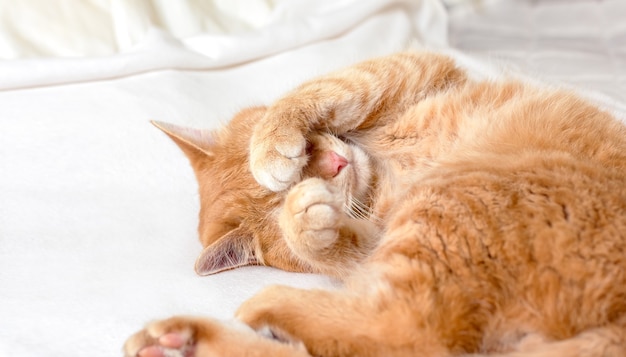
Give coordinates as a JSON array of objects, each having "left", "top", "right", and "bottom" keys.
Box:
[
  {"left": 0, "top": 1, "right": 448, "bottom": 356},
  {"left": 0, "top": 0, "right": 448, "bottom": 90},
  {"left": 448, "top": 0, "right": 626, "bottom": 115},
  {"left": 0, "top": 0, "right": 279, "bottom": 58}
]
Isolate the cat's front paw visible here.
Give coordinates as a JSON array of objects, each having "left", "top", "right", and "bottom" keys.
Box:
[
  {"left": 281, "top": 178, "right": 344, "bottom": 252},
  {"left": 249, "top": 119, "right": 307, "bottom": 192}
]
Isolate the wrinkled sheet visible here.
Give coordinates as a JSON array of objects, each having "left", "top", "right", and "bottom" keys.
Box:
[
  {"left": 0, "top": 0, "right": 447, "bottom": 90},
  {"left": 0, "top": 1, "right": 448, "bottom": 356}
]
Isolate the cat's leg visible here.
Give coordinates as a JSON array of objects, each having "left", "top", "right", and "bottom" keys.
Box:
[
  {"left": 123, "top": 316, "right": 310, "bottom": 357},
  {"left": 250, "top": 52, "right": 466, "bottom": 191},
  {"left": 236, "top": 284, "right": 451, "bottom": 357},
  {"left": 279, "top": 177, "right": 379, "bottom": 277}
]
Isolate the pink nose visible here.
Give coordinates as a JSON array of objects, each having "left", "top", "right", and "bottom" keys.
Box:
[{"left": 326, "top": 151, "right": 348, "bottom": 177}]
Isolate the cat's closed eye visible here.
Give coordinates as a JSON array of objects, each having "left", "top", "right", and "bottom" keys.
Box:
[
  {"left": 337, "top": 135, "right": 349, "bottom": 143},
  {"left": 305, "top": 141, "right": 314, "bottom": 156}
]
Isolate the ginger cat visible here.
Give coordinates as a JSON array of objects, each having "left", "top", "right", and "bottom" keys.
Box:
[{"left": 124, "top": 52, "right": 626, "bottom": 356}]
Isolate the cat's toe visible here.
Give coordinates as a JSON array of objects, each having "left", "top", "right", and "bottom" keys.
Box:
[
  {"left": 124, "top": 328, "right": 153, "bottom": 357},
  {"left": 305, "top": 203, "right": 339, "bottom": 230}
]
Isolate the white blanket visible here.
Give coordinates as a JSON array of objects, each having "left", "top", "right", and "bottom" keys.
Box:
[
  {"left": 1, "top": 1, "right": 625, "bottom": 357},
  {"left": 0, "top": 1, "right": 447, "bottom": 356}
]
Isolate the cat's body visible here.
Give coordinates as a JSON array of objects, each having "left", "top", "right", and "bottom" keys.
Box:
[{"left": 125, "top": 52, "right": 626, "bottom": 356}]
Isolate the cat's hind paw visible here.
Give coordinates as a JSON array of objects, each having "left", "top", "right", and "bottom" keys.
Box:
[
  {"left": 124, "top": 315, "right": 310, "bottom": 357},
  {"left": 123, "top": 316, "right": 258, "bottom": 357},
  {"left": 123, "top": 317, "right": 199, "bottom": 357}
]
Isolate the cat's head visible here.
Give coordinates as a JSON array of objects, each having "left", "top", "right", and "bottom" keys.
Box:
[{"left": 153, "top": 107, "right": 372, "bottom": 275}]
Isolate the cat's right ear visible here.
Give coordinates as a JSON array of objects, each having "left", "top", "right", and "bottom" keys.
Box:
[
  {"left": 194, "top": 226, "right": 258, "bottom": 275},
  {"left": 151, "top": 121, "right": 216, "bottom": 160}
]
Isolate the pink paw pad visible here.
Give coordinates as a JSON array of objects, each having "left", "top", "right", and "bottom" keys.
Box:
[{"left": 138, "top": 333, "right": 194, "bottom": 357}]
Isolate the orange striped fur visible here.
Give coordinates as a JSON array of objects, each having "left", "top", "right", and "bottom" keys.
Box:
[{"left": 125, "top": 52, "right": 626, "bottom": 356}]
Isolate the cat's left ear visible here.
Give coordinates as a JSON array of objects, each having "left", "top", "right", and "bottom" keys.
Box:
[
  {"left": 151, "top": 120, "right": 217, "bottom": 159},
  {"left": 194, "top": 227, "right": 258, "bottom": 275}
]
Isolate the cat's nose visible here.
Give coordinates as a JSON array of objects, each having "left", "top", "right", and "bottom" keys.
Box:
[{"left": 324, "top": 151, "right": 349, "bottom": 178}]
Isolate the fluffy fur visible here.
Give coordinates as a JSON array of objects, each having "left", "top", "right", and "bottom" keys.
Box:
[{"left": 125, "top": 52, "right": 626, "bottom": 356}]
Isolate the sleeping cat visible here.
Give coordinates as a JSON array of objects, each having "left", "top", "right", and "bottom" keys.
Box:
[{"left": 124, "top": 52, "right": 626, "bottom": 356}]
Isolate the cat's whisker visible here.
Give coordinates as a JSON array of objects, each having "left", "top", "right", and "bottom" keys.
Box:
[
  {"left": 344, "top": 195, "right": 382, "bottom": 223},
  {"left": 343, "top": 201, "right": 362, "bottom": 220}
]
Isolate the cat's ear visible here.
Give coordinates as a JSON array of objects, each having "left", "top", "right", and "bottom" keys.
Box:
[
  {"left": 151, "top": 120, "right": 216, "bottom": 160},
  {"left": 194, "top": 226, "right": 258, "bottom": 275}
]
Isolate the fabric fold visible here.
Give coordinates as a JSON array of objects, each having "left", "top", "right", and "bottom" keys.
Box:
[{"left": 0, "top": 0, "right": 447, "bottom": 91}]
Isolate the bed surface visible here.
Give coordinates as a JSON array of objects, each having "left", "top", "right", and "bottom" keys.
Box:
[
  {"left": 1, "top": 1, "right": 624, "bottom": 356},
  {"left": 449, "top": 0, "right": 626, "bottom": 111}
]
